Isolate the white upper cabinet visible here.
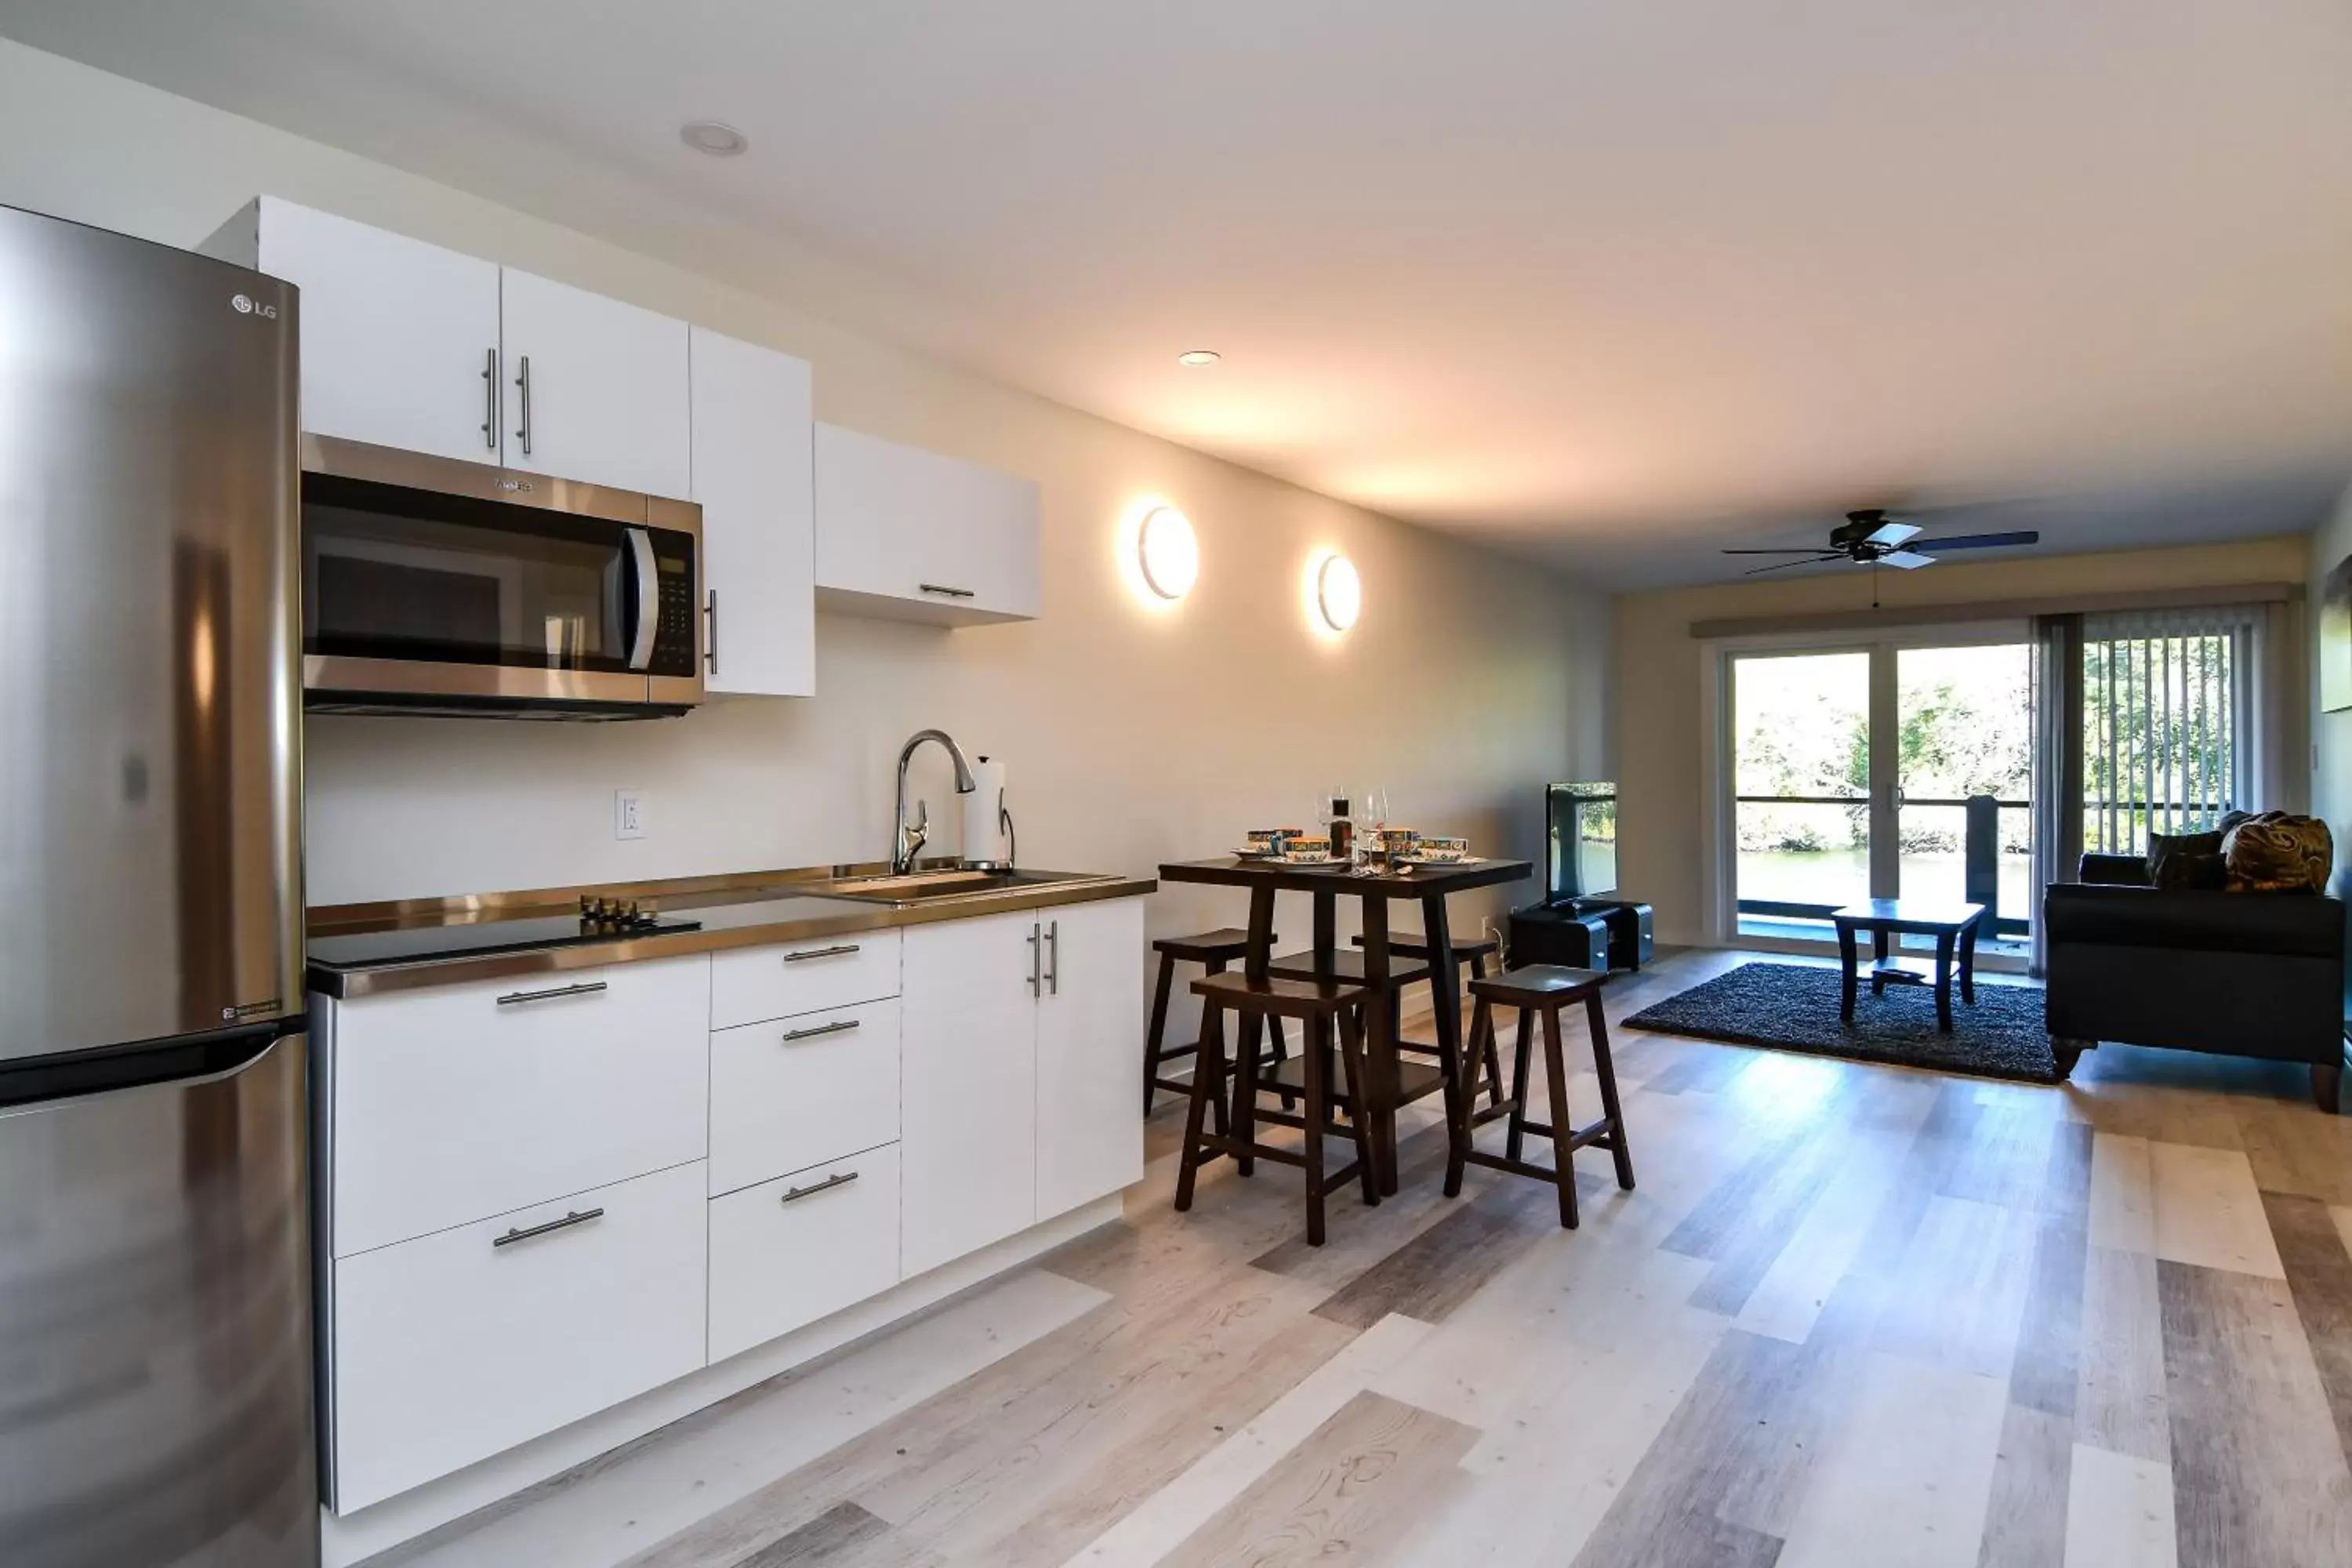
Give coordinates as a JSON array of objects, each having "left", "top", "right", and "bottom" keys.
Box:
[
  {"left": 689, "top": 328, "right": 815, "bottom": 697},
  {"left": 209, "top": 197, "right": 503, "bottom": 465},
  {"left": 1033, "top": 898, "right": 1146, "bottom": 1221},
  {"left": 814, "top": 422, "right": 1041, "bottom": 626},
  {"left": 499, "top": 267, "right": 691, "bottom": 498}
]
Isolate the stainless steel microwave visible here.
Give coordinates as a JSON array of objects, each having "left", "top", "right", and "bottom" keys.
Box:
[{"left": 299, "top": 435, "right": 702, "bottom": 719}]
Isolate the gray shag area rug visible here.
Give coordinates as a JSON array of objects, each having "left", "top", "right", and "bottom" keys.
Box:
[{"left": 1623, "top": 962, "right": 2057, "bottom": 1084}]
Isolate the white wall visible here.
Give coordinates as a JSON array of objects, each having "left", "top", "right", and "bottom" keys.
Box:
[
  {"left": 2310, "top": 486, "right": 2352, "bottom": 932},
  {"left": 0, "top": 40, "right": 1607, "bottom": 956}
]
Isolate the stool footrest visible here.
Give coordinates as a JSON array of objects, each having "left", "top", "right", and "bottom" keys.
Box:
[{"left": 1502, "top": 1116, "right": 1618, "bottom": 1152}]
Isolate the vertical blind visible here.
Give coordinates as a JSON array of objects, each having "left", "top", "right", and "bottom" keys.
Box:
[{"left": 2079, "top": 606, "right": 2256, "bottom": 854}]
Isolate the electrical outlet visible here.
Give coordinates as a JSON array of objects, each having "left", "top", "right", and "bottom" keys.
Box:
[{"left": 614, "top": 789, "right": 647, "bottom": 840}]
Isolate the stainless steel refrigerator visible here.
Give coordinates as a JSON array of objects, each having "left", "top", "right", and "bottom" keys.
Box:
[{"left": 0, "top": 204, "right": 315, "bottom": 1567}]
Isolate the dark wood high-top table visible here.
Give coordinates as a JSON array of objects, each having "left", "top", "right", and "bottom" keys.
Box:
[{"left": 1159, "top": 855, "right": 1534, "bottom": 1194}]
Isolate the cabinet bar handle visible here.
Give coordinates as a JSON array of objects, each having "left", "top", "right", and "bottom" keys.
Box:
[
  {"left": 1027, "top": 922, "right": 1042, "bottom": 996},
  {"left": 1045, "top": 920, "right": 1060, "bottom": 996},
  {"left": 495, "top": 979, "right": 608, "bottom": 1007},
  {"left": 492, "top": 1207, "right": 604, "bottom": 1248},
  {"left": 782, "top": 1018, "right": 860, "bottom": 1043},
  {"left": 780, "top": 1171, "right": 858, "bottom": 1204},
  {"left": 782, "top": 943, "right": 860, "bottom": 963},
  {"left": 705, "top": 588, "right": 719, "bottom": 674},
  {"left": 514, "top": 354, "right": 533, "bottom": 456},
  {"left": 481, "top": 347, "right": 499, "bottom": 450},
  {"left": 918, "top": 583, "right": 975, "bottom": 598}
]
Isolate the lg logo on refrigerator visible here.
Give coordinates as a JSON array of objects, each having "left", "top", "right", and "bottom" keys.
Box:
[{"left": 230, "top": 293, "right": 279, "bottom": 320}]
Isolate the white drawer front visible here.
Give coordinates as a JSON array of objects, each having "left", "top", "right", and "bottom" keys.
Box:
[
  {"left": 709, "top": 1146, "right": 900, "bottom": 1364},
  {"left": 332, "top": 1160, "right": 708, "bottom": 1512},
  {"left": 330, "top": 955, "right": 710, "bottom": 1257},
  {"left": 710, "top": 998, "right": 900, "bottom": 1196},
  {"left": 710, "top": 930, "right": 900, "bottom": 1029}
]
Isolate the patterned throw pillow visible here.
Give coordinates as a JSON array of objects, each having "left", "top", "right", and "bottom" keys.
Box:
[
  {"left": 2147, "top": 829, "right": 2226, "bottom": 891},
  {"left": 2220, "top": 811, "right": 2335, "bottom": 894}
]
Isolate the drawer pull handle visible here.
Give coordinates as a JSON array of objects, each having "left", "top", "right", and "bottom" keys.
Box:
[
  {"left": 782, "top": 1018, "right": 861, "bottom": 1043},
  {"left": 492, "top": 1207, "right": 604, "bottom": 1248},
  {"left": 917, "top": 583, "right": 975, "bottom": 598},
  {"left": 782, "top": 944, "right": 860, "bottom": 963},
  {"left": 495, "top": 980, "right": 609, "bottom": 1007},
  {"left": 780, "top": 1171, "right": 859, "bottom": 1204}
]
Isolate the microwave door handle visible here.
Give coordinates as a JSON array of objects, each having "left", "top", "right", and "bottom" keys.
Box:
[{"left": 626, "top": 527, "right": 658, "bottom": 670}]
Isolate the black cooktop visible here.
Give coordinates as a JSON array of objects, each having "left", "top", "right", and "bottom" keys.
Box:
[{"left": 307, "top": 910, "right": 703, "bottom": 970}]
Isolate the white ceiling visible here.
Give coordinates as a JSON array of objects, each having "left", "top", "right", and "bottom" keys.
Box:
[{"left": 6, "top": 0, "right": 2349, "bottom": 586}]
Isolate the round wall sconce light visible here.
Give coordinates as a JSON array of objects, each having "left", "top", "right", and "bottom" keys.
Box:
[
  {"left": 1316, "top": 553, "right": 1361, "bottom": 633},
  {"left": 1137, "top": 505, "right": 1199, "bottom": 601}
]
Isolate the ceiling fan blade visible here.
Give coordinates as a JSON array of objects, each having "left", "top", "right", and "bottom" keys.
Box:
[
  {"left": 1864, "top": 521, "right": 1923, "bottom": 548},
  {"left": 1743, "top": 556, "right": 1844, "bottom": 575},
  {"left": 1720, "top": 547, "right": 1843, "bottom": 555},
  {"left": 1881, "top": 550, "right": 1936, "bottom": 570},
  {"left": 1908, "top": 530, "right": 2040, "bottom": 552}
]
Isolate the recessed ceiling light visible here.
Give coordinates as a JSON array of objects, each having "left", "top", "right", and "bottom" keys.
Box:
[
  {"left": 1177, "top": 350, "right": 1221, "bottom": 367},
  {"left": 681, "top": 121, "right": 749, "bottom": 157}
]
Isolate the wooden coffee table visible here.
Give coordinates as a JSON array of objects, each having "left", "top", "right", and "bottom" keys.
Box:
[{"left": 1831, "top": 900, "right": 1987, "bottom": 1032}]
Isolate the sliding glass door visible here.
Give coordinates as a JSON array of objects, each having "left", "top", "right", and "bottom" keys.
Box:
[{"left": 1730, "top": 634, "right": 2032, "bottom": 946}]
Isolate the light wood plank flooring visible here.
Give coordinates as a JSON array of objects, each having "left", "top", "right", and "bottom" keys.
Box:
[{"left": 379, "top": 949, "right": 2352, "bottom": 1567}]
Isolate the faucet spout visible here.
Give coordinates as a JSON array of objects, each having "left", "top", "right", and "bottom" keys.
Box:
[{"left": 892, "top": 728, "right": 976, "bottom": 874}]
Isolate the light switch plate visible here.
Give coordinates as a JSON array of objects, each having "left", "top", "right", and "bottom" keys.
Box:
[{"left": 615, "top": 789, "right": 647, "bottom": 840}]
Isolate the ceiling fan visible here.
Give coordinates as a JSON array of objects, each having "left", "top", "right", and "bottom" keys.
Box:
[{"left": 1722, "top": 510, "right": 2040, "bottom": 575}]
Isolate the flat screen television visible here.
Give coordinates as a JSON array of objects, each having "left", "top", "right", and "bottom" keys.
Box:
[{"left": 1546, "top": 782, "right": 1618, "bottom": 903}]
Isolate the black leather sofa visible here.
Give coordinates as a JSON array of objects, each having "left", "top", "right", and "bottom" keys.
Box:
[{"left": 2043, "top": 852, "right": 2349, "bottom": 1112}]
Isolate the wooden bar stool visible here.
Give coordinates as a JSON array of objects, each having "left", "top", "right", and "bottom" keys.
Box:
[
  {"left": 1448, "top": 965, "right": 1635, "bottom": 1228},
  {"left": 1173, "top": 971, "right": 1379, "bottom": 1247},
  {"left": 1144, "top": 929, "right": 1289, "bottom": 1115},
  {"left": 1354, "top": 931, "right": 1507, "bottom": 1107}
]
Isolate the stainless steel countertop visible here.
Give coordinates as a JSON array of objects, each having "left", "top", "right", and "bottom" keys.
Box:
[{"left": 306, "top": 862, "right": 1158, "bottom": 999}]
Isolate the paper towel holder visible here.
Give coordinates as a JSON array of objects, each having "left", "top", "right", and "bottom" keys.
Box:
[{"left": 961, "top": 756, "right": 1017, "bottom": 873}]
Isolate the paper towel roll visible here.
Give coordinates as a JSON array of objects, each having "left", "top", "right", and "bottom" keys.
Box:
[{"left": 962, "top": 757, "right": 1011, "bottom": 866}]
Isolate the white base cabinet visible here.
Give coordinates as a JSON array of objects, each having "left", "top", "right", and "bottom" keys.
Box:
[
  {"left": 709, "top": 1145, "right": 901, "bottom": 1363},
  {"left": 332, "top": 1159, "right": 710, "bottom": 1513},
  {"left": 317, "top": 893, "right": 1143, "bottom": 1519},
  {"left": 902, "top": 898, "right": 1145, "bottom": 1278}
]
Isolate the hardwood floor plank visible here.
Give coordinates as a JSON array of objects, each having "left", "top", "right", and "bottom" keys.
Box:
[
  {"left": 2261, "top": 1190, "right": 2352, "bottom": 1472},
  {"left": 1733, "top": 1130, "right": 1913, "bottom": 1345},
  {"left": 1311, "top": 1174, "right": 1598, "bottom": 1330},
  {"left": 2087, "top": 1133, "right": 2155, "bottom": 1256},
  {"left": 2234, "top": 1098, "right": 2352, "bottom": 1207},
  {"left": 2062, "top": 1443, "right": 2177, "bottom": 1568},
  {"left": 1774, "top": 1351, "right": 2009, "bottom": 1568},
  {"left": 1156, "top": 1392, "right": 1479, "bottom": 1567},
  {"left": 1975, "top": 1403, "right": 2071, "bottom": 1568},
  {"left": 2075, "top": 1245, "right": 2171, "bottom": 1466},
  {"left": 731, "top": 1503, "right": 937, "bottom": 1568},
  {"left": 2157, "top": 1260, "right": 2352, "bottom": 1566},
  {"left": 2147, "top": 1143, "right": 2285, "bottom": 1280},
  {"left": 1871, "top": 1195, "right": 2041, "bottom": 1383},
  {"left": 1061, "top": 1312, "right": 1436, "bottom": 1566}
]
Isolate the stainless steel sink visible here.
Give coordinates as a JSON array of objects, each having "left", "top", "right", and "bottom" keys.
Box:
[{"left": 819, "top": 868, "right": 1102, "bottom": 907}]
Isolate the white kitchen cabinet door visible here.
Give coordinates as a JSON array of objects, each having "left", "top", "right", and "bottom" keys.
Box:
[
  {"left": 499, "top": 267, "right": 691, "bottom": 497},
  {"left": 331, "top": 1159, "right": 708, "bottom": 1512},
  {"left": 689, "top": 328, "right": 814, "bottom": 697},
  {"left": 1033, "top": 898, "right": 1147, "bottom": 1221},
  {"left": 225, "top": 198, "right": 503, "bottom": 464},
  {"left": 813, "top": 422, "right": 1041, "bottom": 626},
  {"left": 899, "top": 909, "right": 1039, "bottom": 1276}
]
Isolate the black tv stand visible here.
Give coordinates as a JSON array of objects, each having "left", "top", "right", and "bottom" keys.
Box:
[{"left": 1509, "top": 896, "right": 1653, "bottom": 972}]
